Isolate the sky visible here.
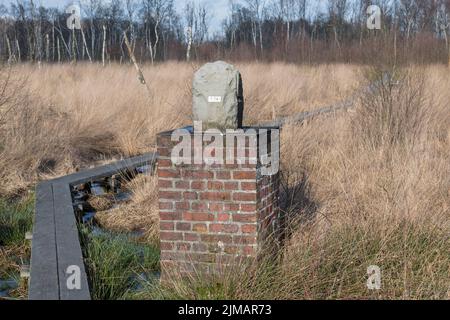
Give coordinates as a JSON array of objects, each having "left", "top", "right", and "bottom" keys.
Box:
[{"left": 0, "top": 0, "right": 232, "bottom": 35}]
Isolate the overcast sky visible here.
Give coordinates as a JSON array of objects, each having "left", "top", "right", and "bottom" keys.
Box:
[{"left": 0, "top": 0, "right": 231, "bottom": 35}]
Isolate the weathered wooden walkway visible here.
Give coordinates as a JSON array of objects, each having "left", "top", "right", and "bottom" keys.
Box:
[{"left": 29, "top": 153, "right": 157, "bottom": 300}]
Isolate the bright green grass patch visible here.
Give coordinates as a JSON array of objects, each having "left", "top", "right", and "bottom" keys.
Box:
[
  {"left": 79, "top": 227, "right": 160, "bottom": 300},
  {"left": 0, "top": 194, "right": 34, "bottom": 299},
  {"left": 0, "top": 195, "right": 34, "bottom": 247}
]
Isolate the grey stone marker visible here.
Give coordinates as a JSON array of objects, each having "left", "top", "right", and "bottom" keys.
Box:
[{"left": 193, "top": 61, "right": 244, "bottom": 131}]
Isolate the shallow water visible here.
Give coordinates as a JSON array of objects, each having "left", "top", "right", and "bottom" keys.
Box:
[
  {"left": 72, "top": 171, "right": 160, "bottom": 299},
  {"left": 114, "top": 191, "right": 132, "bottom": 202},
  {"left": 136, "top": 165, "right": 152, "bottom": 175},
  {"left": 82, "top": 212, "right": 96, "bottom": 224},
  {"left": 90, "top": 182, "right": 108, "bottom": 196},
  {"left": 0, "top": 278, "right": 18, "bottom": 298}
]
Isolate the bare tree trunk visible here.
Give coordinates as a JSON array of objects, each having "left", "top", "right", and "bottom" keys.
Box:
[
  {"left": 16, "top": 39, "right": 21, "bottom": 62},
  {"left": 57, "top": 36, "right": 61, "bottom": 63},
  {"left": 72, "top": 27, "right": 77, "bottom": 63},
  {"left": 258, "top": 21, "right": 263, "bottom": 56},
  {"left": 91, "top": 19, "right": 95, "bottom": 60},
  {"left": 46, "top": 34, "right": 50, "bottom": 62},
  {"left": 6, "top": 36, "right": 13, "bottom": 63},
  {"left": 102, "top": 25, "right": 107, "bottom": 67},
  {"left": 333, "top": 26, "right": 341, "bottom": 55},
  {"left": 443, "top": 28, "right": 450, "bottom": 67},
  {"left": 52, "top": 19, "right": 55, "bottom": 61},
  {"left": 124, "top": 31, "right": 152, "bottom": 97},
  {"left": 81, "top": 24, "right": 92, "bottom": 62},
  {"left": 286, "top": 21, "right": 290, "bottom": 51},
  {"left": 152, "top": 19, "right": 161, "bottom": 65},
  {"left": 186, "top": 27, "right": 192, "bottom": 62}
]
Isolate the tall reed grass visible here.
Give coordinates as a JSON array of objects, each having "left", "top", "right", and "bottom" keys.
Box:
[{"left": 0, "top": 62, "right": 448, "bottom": 299}]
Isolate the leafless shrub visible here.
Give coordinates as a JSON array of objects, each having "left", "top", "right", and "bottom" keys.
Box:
[{"left": 353, "top": 66, "right": 431, "bottom": 149}]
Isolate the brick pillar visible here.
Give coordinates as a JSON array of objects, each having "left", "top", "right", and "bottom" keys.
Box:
[{"left": 157, "top": 127, "right": 280, "bottom": 278}]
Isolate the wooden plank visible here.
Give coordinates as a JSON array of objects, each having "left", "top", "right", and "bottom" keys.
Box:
[
  {"left": 53, "top": 182, "right": 91, "bottom": 300},
  {"left": 29, "top": 152, "right": 158, "bottom": 300},
  {"left": 54, "top": 152, "right": 157, "bottom": 186},
  {"left": 29, "top": 181, "right": 59, "bottom": 300}
]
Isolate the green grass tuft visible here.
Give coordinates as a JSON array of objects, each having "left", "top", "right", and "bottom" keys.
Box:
[
  {"left": 0, "top": 195, "right": 34, "bottom": 247},
  {"left": 79, "top": 227, "right": 159, "bottom": 300}
]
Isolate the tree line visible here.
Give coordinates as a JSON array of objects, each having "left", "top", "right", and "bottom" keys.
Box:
[{"left": 1, "top": 0, "right": 450, "bottom": 65}]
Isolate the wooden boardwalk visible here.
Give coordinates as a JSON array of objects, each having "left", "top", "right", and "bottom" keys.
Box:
[{"left": 29, "top": 153, "right": 157, "bottom": 300}]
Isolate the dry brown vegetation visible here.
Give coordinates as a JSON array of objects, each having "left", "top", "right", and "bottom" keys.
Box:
[
  {"left": 0, "top": 62, "right": 357, "bottom": 195},
  {"left": 0, "top": 62, "right": 449, "bottom": 299}
]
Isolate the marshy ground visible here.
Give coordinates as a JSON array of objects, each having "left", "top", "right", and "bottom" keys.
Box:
[{"left": 0, "top": 62, "right": 449, "bottom": 299}]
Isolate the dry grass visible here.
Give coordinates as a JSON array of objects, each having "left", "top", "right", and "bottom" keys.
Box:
[
  {"left": 0, "top": 62, "right": 356, "bottom": 196},
  {"left": 0, "top": 62, "right": 448, "bottom": 299},
  {"left": 95, "top": 174, "right": 159, "bottom": 243}
]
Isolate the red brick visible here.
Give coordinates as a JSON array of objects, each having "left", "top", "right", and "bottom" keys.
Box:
[
  {"left": 176, "top": 222, "right": 191, "bottom": 231},
  {"left": 209, "top": 224, "right": 239, "bottom": 233},
  {"left": 191, "top": 181, "right": 205, "bottom": 190},
  {"left": 175, "top": 181, "right": 190, "bottom": 189},
  {"left": 160, "top": 232, "right": 183, "bottom": 241},
  {"left": 217, "top": 213, "right": 230, "bottom": 222},
  {"left": 184, "top": 233, "right": 199, "bottom": 241},
  {"left": 159, "top": 202, "right": 173, "bottom": 210},
  {"left": 192, "top": 223, "right": 207, "bottom": 233},
  {"left": 240, "top": 204, "right": 257, "bottom": 212},
  {"left": 232, "top": 214, "right": 257, "bottom": 223},
  {"left": 158, "top": 159, "right": 173, "bottom": 168},
  {"left": 242, "top": 246, "right": 256, "bottom": 256},
  {"left": 216, "top": 171, "right": 231, "bottom": 179},
  {"left": 233, "top": 235, "right": 257, "bottom": 245},
  {"left": 183, "top": 212, "right": 214, "bottom": 221},
  {"left": 191, "top": 202, "right": 208, "bottom": 211},
  {"left": 224, "top": 182, "right": 239, "bottom": 190},
  {"left": 184, "top": 171, "right": 213, "bottom": 179},
  {"left": 183, "top": 191, "right": 198, "bottom": 200},
  {"left": 157, "top": 147, "right": 171, "bottom": 157},
  {"left": 160, "top": 251, "right": 185, "bottom": 260},
  {"left": 159, "top": 191, "right": 182, "bottom": 200},
  {"left": 160, "top": 212, "right": 182, "bottom": 221},
  {"left": 158, "top": 179, "right": 173, "bottom": 188},
  {"left": 224, "top": 203, "right": 239, "bottom": 212},
  {"left": 209, "top": 203, "right": 223, "bottom": 212},
  {"left": 200, "top": 192, "right": 231, "bottom": 201},
  {"left": 175, "top": 202, "right": 190, "bottom": 210},
  {"left": 232, "top": 171, "right": 256, "bottom": 180},
  {"left": 160, "top": 222, "right": 174, "bottom": 230},
  {"left": 159, "top": 169, "right": 179, "bottom": 178},
  {"left": 160, "top": 242, "right": 174, "bottom": 250},
  {"left": 157, "top": 134, "right": 172, "bottom": 146},
  {"left": 241, "top": 224, "right": 257, "bottom": 234},
  {"left": 192, "top": 243, "right": 208, "bottom": 252},
  {"left": 187, "top": 253, "right": 216, "bottom": 263},
  {"left": 233, "top": 192, "right": 256, "bottom": 202},
  {"left": 224, "top": 246, "right": 239, "bottom": 254},
  {"left": 207, "top": 181, "right": 224, "bottom": 190},
  {"left": 177, "top": 243, "right": 191, "bottom": 251},
  {"left": 241, "top": 182, "right": 256, "bottom": 191},
  {"left": 200, "top": 234, "right": 232, "bottom": 243}
]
